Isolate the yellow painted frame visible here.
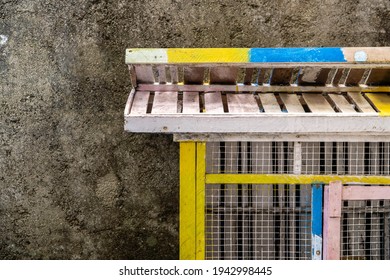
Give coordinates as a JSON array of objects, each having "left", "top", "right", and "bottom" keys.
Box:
[{"left": 180, "top": 142, "right": 390, "bottom": 260}]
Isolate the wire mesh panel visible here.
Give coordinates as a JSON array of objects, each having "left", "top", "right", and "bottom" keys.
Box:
[
  {"left": 205, "top": 184, "right": 312, "bottom": 260},
  {"left": 341, "top": 199, "right": 390, "bottom": 260},
  {"left": 301, "top": 142, "right": 390, "bottom": 175},
  {"left": 207, "top": 142, "right": 390, "bottom": 175}
]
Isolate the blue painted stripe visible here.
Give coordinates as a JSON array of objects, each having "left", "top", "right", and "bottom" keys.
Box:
[
  {"left": 311, "top": 184, "right": 323, "bottom": 236},
  {"left": 249, "top": 48, "right": 346, "bottom": 63}
]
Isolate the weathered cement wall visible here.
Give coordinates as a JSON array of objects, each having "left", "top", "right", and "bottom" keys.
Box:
[{"left": 0, "top": 0, "right": 389, "bottom": 259}]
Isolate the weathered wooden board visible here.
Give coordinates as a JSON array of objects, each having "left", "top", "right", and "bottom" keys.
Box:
[
  {"left": 328, "top": 93, "right": 356, "bottom": 113},
  {"left": 347, "top": 92, "right": 377, "bottom": 113},
  {"left": 184, "top": 67, "right": 205, "bottom": 84},
  {"left": 130, "top": 91, "right": 150, "bottom": 115},
  {"left": 182, "top": 92, "right": 200, "bottom": 114},
  {"left": 270, "top": 68, "right": 293, "bottom": 85},
  {"left": 210, "top": 67, "right": 238, "bottom": 84},
  {"left": 345, "top": 69, "right": 365, "bottom": 85},
  {"left": 298, "top": 67, "right": 330, "bottom": 85},
  {"left": 151, "top": 91, "right": 177, "bottom": 114},
  {"left": 278, "top": 93, "right": 305, "bottom": 113},
  {"left": 259, "top": 93, "right": 281, "bottom": 113},
  {"left": 365, "top": 69, "right": 390, "bottom": 85},
  {"left": 134, "top": 65, "right": 154, "bottom": 83},
  {"left": 204, "top": 92, "right": 224, "bottom": 113},
  {"left": 226, "top": 94, "right": 259, "bottom": 113},
  {"left": 302, "top": 93, "right": 335, "bottom": 113}
]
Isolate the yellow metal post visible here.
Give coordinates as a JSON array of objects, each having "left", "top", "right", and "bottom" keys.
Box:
[
  {"left": 180, "top": 142, "right": 196, "bottom": 259},
  {"left": 196, "top": 142, "right": 206, "bottom": 259}
]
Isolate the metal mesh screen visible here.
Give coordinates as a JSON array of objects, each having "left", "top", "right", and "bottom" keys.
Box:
[
  {"left": 341, "top": 199, "right": 390, "bottom": 260},
  {"left": 302, "top": 142, "right": 390, "bottom": 175},
  {"left": 205, "top": 184, "right": 312, "bottom": 260},
  {"left": 207, "top": 142, "right": 390, "bottom": 175}
]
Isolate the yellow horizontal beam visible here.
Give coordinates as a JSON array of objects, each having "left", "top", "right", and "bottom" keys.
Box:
[{"left": 206, "top": 174, "right": 390, "bottom": 185}]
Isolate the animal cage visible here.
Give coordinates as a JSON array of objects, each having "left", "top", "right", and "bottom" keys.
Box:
[{"left": 124, "top": 48, "right": 390, "bottom": 260}]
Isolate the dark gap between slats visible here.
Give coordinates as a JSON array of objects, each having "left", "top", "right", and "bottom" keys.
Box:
[
  {"left": 295, "top": 184, "right": 301, "bottom": 259},
  {"left": 320, "top": 142, "right": 325, "bottom": 174},
  {"left": 254, "top": 93, "right": 265, "bottom": 112},
  {"left": 332, "top": 69, "right": 344, "bottom": 86},
  {"left": 177, "top": 92, "right": 183, "bottom": 113},
  {"left": 274, "top": 93, "right": 287, "bottom": 112},
  {"left": 221, "top": 93, "right": 229, "bottom": 113},
  {"left": 323, "top": 93, "right": 341, "bottom": 112},
  {"left": 283, "top": 142, "right": 290, "bottom": 259},
  {"left": 199, "top": 92, "right": 205, "bottom": 113},
  {"left": 297, "top": 94, "right": 311, "bottom": 113},
  {"left": 344, "top": 93, "right": 362, "bottom": 112},
  {"left": 146, "top": 91, "right": 155, "bottom": 114},
  {"left": 247, "top": 142, "right": 254, "bottom": 260}
]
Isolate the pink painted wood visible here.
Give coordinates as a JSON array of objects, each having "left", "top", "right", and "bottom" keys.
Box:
[
  {"left": 323, "top": 181, "right": 342, "bottom": 260},
  {"left": 342, "top": 186, "right": 390, "bottom": 201}
]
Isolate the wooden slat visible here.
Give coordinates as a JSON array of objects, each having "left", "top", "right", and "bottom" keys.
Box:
[
  {"left": 244, "top": 68, "right": 254, "bottom": 85},
  {"left": 345, "top": 69, "right": 365, "bottom": 85},
  {"left": 130, "top": 91, "right": 150, "bottom": 115},
  {"left": 184, "top": 67, "right": 205, "bottom": 84},
  {"left": 323, "top": 181, "right": 342, "bottom": 260},
  {"left": 328, "top": 93, "right": 356, "bottom": 113},
  {"left": 259, "top": 93, "right": 281, "bottom": 113},
  {"left": 365, "top": 69, "right": 390, "bottom": 85},
  {"left": 347, "top": 92, "right": 376, "bottom": 113},
  {"left": 204, "top": 92, "right": 224, "bottom": 113},
  {"left": 278, "top": 93, "right": 305, "bottom": 113},
  {"left": 151, "top": 91, "right": 177, "bottom": 114},
  {"left": 182, "top": 92, "right": 199, "bottom": 114},
  {"left": 157, "top": 65, "right": 166, "bottom": 84},
  {"left": 302, "top": 93, "right": 335, "bottom": 113},
  {"left": 298, "top": 67, "right": 330, "bottom": 85},
  {"left": 210, "top": 67, "right": 238, "bottom": 84},
  {"left": 134, "top": 65, "right": 154, "bottom": 83},
  {"left": 365, "top": 93, "right": 390, "bottom": 115},
  {"left": 226, "top": 94, "right": 259, "bottom": 113},
  {"left": 332, "top": 69, "right": 344, "bottom": 85},
  {"left": 342, "top": 186, "right": 390, "bottom": 200},
  {"left": 170, "top": 66, "right": 179, "bottom": 84},
  {"left": 270, "top": 68, "right": 293, "bottom": 85}
]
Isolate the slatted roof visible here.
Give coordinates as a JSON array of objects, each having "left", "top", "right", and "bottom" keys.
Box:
[{"left": 124, "top": 48, "right": 390, "bottom": 136}]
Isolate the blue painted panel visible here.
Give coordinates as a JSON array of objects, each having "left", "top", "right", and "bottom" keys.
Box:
[
  {"left": 311, "top": 184, "right": 323, "bottom": 260},
  {"left": 249, "top": 48, "right": 346, "bottom": 63}
]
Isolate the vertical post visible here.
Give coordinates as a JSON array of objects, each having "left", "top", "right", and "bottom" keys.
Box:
[
  {"left": 323, "top": 181, "right": 342, "bottom": 260},
  {"left": 196, "top": 142, "right": 206, "bottom": 260},
  {"left": 180, "top": 142, "right": 196, "bottom": 259},
  {"left": 311, "top": 183, "right": 323, "bottom": 260}
]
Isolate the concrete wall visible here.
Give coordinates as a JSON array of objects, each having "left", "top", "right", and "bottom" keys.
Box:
[{"left": 0, "top": 0, "right": 389, "bottom": 259}]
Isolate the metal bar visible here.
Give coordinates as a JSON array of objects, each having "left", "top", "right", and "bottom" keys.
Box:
[
  {"left": 205, "top": 174, "right": 390, "bottom": 185},
  {"left": 180, "top": 142, "right": 197, "bottom": 259},
  {"left": 196, "top": 142, "right": 206, "bottom": 259}
]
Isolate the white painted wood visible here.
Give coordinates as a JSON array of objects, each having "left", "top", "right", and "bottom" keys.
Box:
[
  {"left": 174, "top": 133, "right": 390, "bottom": 142},
  {"left": 182, "top": 92, "right": 199, "bottom": 114},
  {"left": 204, "top": 92, "right": 224, "bottom": 114},
  {"left": 129, "top": 91, "right": 150, "bottom": 115},
  {"left": 347, "top": 92, "right": 377, "bottom": 113},
  {"left": 328, "top": 93, "right": 356, "bottom": 113},
  {"left": 125, "top": 114, "right": 389, "bottom": 134},
  {"left": 137, "top": 84, "right": 390, "bottom": 93},
  {"left": 151, "top": 91, "right": 177, "bottom": 114},
  {"left": 226, "top": 94, "right": 259, "bottom": 113},
  {"left": 279, "top": 93, "right": 305, "bottom": 113},
  {"left": 124, "top": 88, "right": 135, "bottom": 115},
  {"left": 293, "top": 142, "right": 302, "bottom": 175},
  {"left": 302, "top": 93, "right": 335, "bottom": 113},
  {"left": 259, "top": 93, "right": 281, "bottom": 113}
]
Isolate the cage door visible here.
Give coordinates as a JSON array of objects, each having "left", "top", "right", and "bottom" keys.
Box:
[{"left": 323, "top": 182, "right": 390, "bottom": 260}]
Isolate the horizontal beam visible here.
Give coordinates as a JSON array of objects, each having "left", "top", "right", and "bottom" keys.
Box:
[
  {"left": 342, "top": 185, "right": 390, "bottom": 200},
  {"left": 136, "top": 84, "right": 390, "bottom": 93},
  {"left": 125, "top": 114, "right": 390, "bottom": 134},
  {"left": 173, "top": 133, "right": 390, "bottom": 142},
  {"left": 126, "top": 47, "right": 390, "bottom": 64},
  {"left": 205, "top": 174, "right": 390, "bottom": 185}
]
